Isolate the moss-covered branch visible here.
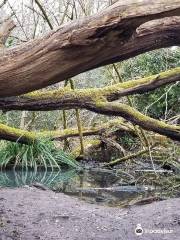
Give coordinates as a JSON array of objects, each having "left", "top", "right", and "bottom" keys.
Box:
[
  {"left": 0, "top": 66, "right": 179, "bottom": 142},
  {"left": 0, "top": 66, "right": 179, "bottom": 111},
  {"left": 0, "top": 119, "right": 133, "bottom": 144},
  {"left": 90, "top": 102, "right": 180, "bottom": 141},
  {"left": 0, "top": 98, "right": 179, "bottom": 143}
]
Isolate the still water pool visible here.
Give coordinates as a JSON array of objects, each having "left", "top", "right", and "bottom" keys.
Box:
[{"left": 0, "top": 168, "right": 162, "bottom": 207}]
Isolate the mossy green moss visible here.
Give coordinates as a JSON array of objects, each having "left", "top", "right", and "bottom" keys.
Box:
[
  {"left": 103, "top": 66, "right": 180, "bottom": 97},
  {"left": 0, "top": 118, "right": 133, "bottom": 144},
  {"left": 95, "top": 101, "right": 180, "bottom": 133},
  {"left": 24, "top": 66, "right": 180, "bottom": 104},
  {"left": 0, "top": 123, "right": 36, "bottom": 141}
]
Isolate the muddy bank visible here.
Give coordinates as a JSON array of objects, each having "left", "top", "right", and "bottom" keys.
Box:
[{"left": 0, "top": 188, "right": 179, "bottom": 240}]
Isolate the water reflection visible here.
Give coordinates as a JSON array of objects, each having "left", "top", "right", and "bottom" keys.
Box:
[
  {"left": 0, "top": 169, "right": 77, "bottom": 188},
  {"left": 0, "top": 168, "right": 172, "bottom": 207}
]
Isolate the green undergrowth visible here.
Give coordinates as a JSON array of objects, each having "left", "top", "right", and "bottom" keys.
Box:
[{"left": 0, "top": 139, "right": 80, "bottom": 170}]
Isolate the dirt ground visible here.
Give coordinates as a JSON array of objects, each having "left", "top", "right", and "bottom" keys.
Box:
[{"left": 0, "top": 187, "right": 179, "bottom": 240}]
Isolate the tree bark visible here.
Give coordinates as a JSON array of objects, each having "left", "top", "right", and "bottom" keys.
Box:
[{"left": 0, "top": 1, "right": 180, "bottom": 97}]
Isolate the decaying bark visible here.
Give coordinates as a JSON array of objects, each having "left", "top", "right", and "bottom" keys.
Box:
[{"left": 0, "top": 1, "right": 180, "bottom": 97}]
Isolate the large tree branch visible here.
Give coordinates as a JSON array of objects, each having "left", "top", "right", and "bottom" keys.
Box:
[
  {"left": 88, "top": 102, "right": 180, "bottom": 141},
  {"left": 0, "top": 88, "right": 179, "bottom": 143},
  {"left": 0, "top": 66, "right": 179, "bottom": 111},
  {"left": 0, "top": 1, "right": 180, "bottom": 97},
  {"left": 0, "top": 119, "right": 134, "bottom": 144},
  {"left": 0, "top": 100, "right": 179, "bottom": 143}
]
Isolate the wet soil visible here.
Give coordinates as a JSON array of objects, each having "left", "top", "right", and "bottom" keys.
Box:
[{"left": 0, "top": 187, "right": 179, "bottom": 240}]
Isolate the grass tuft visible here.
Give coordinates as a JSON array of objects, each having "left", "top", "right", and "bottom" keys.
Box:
[{"left": 0, "top": 139, "right": 80, "bottom": 170}]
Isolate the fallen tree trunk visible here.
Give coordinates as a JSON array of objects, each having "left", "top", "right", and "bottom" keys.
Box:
[
  {"left": 0, "top": 100, "right": 179, "bottom": 142},
  {"left": 0, "top": 66, "right": 179, "bottom": 111},
  {"left": 0, "top": 119, "right": 134, "bottom": 144},
  {"left": 89, "top": 102, "right": 180, "bottom": 141},
  {"left": 0, "top": 1, "right": 180, "bottom": 97},
  {"left": 0, "top": 67, "right": 179, "bottom": 141}
]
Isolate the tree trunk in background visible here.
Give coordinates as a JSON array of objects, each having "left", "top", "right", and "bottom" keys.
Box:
[
  {"left": 0, "top": 18, "right": 15, "bottom": 47},
  {"left": 20, "top": 111, "right": 28, "bottom": 129}
]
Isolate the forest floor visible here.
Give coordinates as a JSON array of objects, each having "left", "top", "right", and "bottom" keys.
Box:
[{"left": 0, "top": 187, "right": 179, "bottom": 240}]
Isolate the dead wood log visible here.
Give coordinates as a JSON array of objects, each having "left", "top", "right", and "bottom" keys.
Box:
[
  {"left": 0, "top": 1, "right": 180, "bottom": 97},
  {"left": 0, "top": 99, "right": 178, "bottom": 143}
]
